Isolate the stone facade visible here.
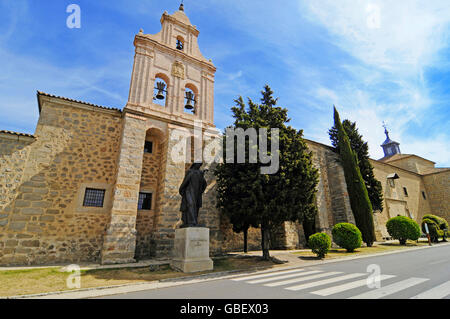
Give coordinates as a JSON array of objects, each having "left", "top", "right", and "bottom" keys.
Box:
[{"left": 0, "top": 6, "right": 448, "bottom": 266}]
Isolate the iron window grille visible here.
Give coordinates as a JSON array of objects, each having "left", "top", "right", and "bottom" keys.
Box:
[
  {"left": 83, "top": 188, "right": 105, "bottom": 207},
  {"left": 138, "top": 192, "right": 152, "bottom": 210}
]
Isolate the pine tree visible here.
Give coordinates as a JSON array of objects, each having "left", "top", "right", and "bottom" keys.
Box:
[
  {"left": 329, "top": 120, "right": 384, "bottom": 211},
  {"left": 333, "top": 107, "right": 376, "bottom": 247},
  {"left": 215, "top": 85, "right": 319, "bottom": 260}
]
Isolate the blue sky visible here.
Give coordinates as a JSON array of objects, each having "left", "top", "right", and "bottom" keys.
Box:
[{"left": 0, "top": 0, "right": 449, "bottom": 166}]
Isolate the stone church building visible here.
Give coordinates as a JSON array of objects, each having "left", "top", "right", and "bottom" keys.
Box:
[{"left": 0, "top": 5, "right": 448, "bottom": 266}]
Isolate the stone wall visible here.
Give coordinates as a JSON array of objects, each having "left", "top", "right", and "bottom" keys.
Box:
[
  {"left": 135, "top": 131, "right": 164, "bottom": 260},
  {"left": 0, "top": 97, "right": 123, "bottom": 266},
  {"left": 371, "top": 160, "right": 432, "bottom": 226},
  {"left": 423, "top": 170, "right": 450, "bottom": 222}
]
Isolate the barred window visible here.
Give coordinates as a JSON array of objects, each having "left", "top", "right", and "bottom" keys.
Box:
[
  {"left": 83, "top": 188, "right": 105, "bottom": 207},
  {"left": 144, "top": 141, "right": 153, "bottom": 154},
  {"left": 138, "top": 192, "right": 152, "bottom": 210}
]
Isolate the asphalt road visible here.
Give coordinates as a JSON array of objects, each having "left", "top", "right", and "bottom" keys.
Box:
[{"left": 100, "top": 243, "right": 450, "bottom": 299}]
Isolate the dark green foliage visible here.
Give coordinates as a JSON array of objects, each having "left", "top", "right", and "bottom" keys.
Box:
[
  {"left": 329, "top": 120, "right": 384, "bottom": 212},
  {"left": 332, "top": 223, "right": 362, "bottom": 252},
  {"left": 333, "top": 107, "right": 376, "bottom": 247},
  {"left": 421, "top": 218, "right": 443, "bottom": 243},
  {"left": 308, "top": 233, "right": 331, "bottom": 258},
  {"left": 215, "top": 85, "right": 319, "bottom": 259},
  {"left": 422, "top": 214, "right": 448, "bottom": 230},
  {"left": 386, "top": 216, "right": 421, "bottom": 245},
  {"left": 302, "top": 215, "right": 317, "bottom": 245}
]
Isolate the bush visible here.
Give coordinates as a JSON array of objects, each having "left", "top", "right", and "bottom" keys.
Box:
[
  {"left": 422, "top": 218, "right": 443, "bottom": 243},
  {"left": 386, "top": 216, "right": 421, "bottom": 245},
  {"left": 332, "top": 223, "right": 362, "bottom": 252},
  {"left": 308, "top": 233, "right": 331, "bottom": 259},
  {"left": 422, "top": 214, "right": 448, "bottom": 231}
]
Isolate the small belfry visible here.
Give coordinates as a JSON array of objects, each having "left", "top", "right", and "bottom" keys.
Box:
[
  {"left": 126, "top": 2, "right": 216, "bottom": 123},
  {"left": 381, "top": 122, "right": 401, "bottom": 158}
]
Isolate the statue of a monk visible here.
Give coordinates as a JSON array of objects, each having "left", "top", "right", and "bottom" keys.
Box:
[{"left": 179, "top": 162, "right": 207, "bottom": 227}]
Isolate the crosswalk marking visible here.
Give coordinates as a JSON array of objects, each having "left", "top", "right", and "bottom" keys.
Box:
[
  {"left": 265, "top": 271, "right": 343, "bottom": 287},
  {"left": 410, "top": 280, "right": 450, "bottom": 299},
  {"left": 231, "top": 268, "right": 307, "bottom": 282},
  {"left": 311, "top": 275, "right": 396, "bottom": 296},
  {"left": 284, "top": 273, "right": 366, "bottom": 291},
  {"left": 247, "top": 270, "right": 323, "bottom": 284},
  {"left": 349, "top": 277, "right": 429, "bottom": 299}
]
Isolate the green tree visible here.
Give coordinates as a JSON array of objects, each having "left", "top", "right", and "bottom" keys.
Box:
[
  {"left": 329, "top": 120, "right": 384, "bottom": 212},
  {"left": 215, "top": 85, "right": 319, "bottom": 260},
  {"left": 333, "top": 107, "right": 376, "bottom": 247}
]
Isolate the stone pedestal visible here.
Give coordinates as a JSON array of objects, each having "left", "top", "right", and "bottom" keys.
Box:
[{"left": 170, "top": 227, "right": 213, "bottom": 273}]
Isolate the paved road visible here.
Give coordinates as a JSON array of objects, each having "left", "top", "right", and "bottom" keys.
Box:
[{"left": 100, "top": 244, "right": 450, "bottom": 299}]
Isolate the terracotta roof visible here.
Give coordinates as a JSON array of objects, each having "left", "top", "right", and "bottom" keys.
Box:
[
  {"left": 37, "top": 91, "right": 122, "bottom": 113},
  {"left": 0, "top": 130, "right": 35, "bottom": 138}
]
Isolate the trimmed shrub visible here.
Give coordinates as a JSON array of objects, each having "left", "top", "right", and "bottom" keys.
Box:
[
  {"left": 386, "top": 216, "right": 421, "bottom": 245},
  {"left": 308, "top": 233, "right": 331, "bottom": 259},
  {"left": 332, "top": 223, "right": 362, "bottom": 252},
  {"left": 422, "top": 218, "right": 443, "bottom": 243},
  {"left": 422, "top": 214, "right": 448, "bottom": 231}
]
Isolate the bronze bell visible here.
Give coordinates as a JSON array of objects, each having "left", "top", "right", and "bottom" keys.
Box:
[
  {"left": 185, "top": 91, "right": 195, "bottom": 110},
  {"left": 155, "top": 81, "right": 166, "bottom": 100}
]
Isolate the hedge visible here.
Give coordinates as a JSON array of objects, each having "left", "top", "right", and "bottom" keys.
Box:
[
  {"left": 308, "top": 233, "right": 331, "bottom": 259},
  {"left": 332, "top": 223, "right": 362, "bottom": 252},
  {"left": 386, "top": 216, "right": 421, "bottom": 245}
]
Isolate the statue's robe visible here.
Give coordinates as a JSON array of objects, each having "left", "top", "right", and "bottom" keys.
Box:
[{"left": 179, "top": 169, "right": 207, "bottom": 226}]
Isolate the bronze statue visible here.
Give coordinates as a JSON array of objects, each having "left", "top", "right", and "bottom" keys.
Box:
[{"left": 179, "top": 162, "right": 207, "bottom": 227}]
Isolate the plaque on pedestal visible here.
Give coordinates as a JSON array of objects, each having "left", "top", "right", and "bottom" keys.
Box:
[{"left": 170, "top": 227, "right": 214, "bottom": 273}]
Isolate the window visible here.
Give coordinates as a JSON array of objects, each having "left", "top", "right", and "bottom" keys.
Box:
[
  {"left": 422, "top": 191, "right": 427, "bottom": 200},
  {"left": 144, "top": 141, "right": 153, "bottom": 154},
  {"left": 83, "top": 188, "right": 105, "bottom": 207},
  {"left": 176, "top": 39, "right": 184, "bottom": 50},
  {"left": 403, "top": 187, "right": 408, "bottom": 197},
  {"left": 138, "top": 192, "right": 152, "bottom": 210}
]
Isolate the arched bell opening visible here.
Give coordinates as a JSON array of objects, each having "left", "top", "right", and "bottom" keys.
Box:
[
  {"left": 153, "top": 74, "right": 170, "bottom": 107},
  {"left": 184, "top": 83, "right": 198, "bottom": 114}
]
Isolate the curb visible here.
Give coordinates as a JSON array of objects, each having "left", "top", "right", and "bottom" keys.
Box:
[{"left": 6, "top": 242, "right": 450, "bottom": 299}]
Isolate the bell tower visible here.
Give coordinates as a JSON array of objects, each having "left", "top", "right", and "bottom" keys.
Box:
[
  {"left": 101, "top": 4, "right": 217, "bottom": 264},
  {"left": 381, "top": 123, "right": 401, "bottom": 158},
  {"left": 126, "top": 3, "right": 216, "bottom": 126}
]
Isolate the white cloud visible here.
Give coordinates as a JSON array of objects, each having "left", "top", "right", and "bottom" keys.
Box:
[{"left": 299, "top": 0, "right": 450, "bottom": 166}]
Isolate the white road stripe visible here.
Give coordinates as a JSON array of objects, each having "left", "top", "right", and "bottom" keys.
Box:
[
  {"left": 284, "top": 273, "right": 366, "bottom": 291},
  {"left": 349, "top": 277, "right": 429, "bottom": 299},
  {"left": 231, "top": 269, "right": 306, "bottom": 281},
  {"left": 411, "top": 280, "right": 450, "bottom": 299},
  {"left": 266, "top": 272, "right": 344, "bottom": 287},
  {"left": 247, "top": 270, "right": 323, "bottom": 284},
  {"left": 311, "top": 275, "right": 396, "bottom": 296}
]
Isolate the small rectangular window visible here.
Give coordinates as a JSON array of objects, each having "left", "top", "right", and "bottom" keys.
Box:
[
  {"left": 83, "top": 188, "right": 105, "bottom": 207},
  {"left": 403, "top": 187, "right": 408, "bottom": 197},
  {"left": 422, "top": 191, "right": 427, "bottom": 200},
  {"left": 138, "top": 192, "right": 152, "bottom": 210},
  {"left": 144, "top": 141, "right": 153, "bottom": 154}
]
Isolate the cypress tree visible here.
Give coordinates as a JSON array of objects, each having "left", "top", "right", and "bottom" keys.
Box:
[
  {"left": 329, "top": 120, "right": 384, "bottom": 211},
  {"left": 333, "top": 107, "right": 376, "bottom": 247}
]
